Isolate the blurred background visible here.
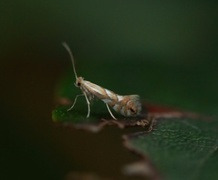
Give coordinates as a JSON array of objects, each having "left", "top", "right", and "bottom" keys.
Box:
[{"left": 0, "top": 1, "right": 217, "bottom": 179}]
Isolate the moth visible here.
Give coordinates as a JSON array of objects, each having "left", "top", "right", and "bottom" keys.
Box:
[{"left": 63, "top": 42, "right": 142, "bottom": 120}]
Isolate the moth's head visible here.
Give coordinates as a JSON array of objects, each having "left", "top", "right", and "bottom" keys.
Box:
[
  {"left": 75, "top": 77, "right": 84, "bottom": 87},
  {"left": 126, "top": 95, "right": 142, "bottom": 116}
]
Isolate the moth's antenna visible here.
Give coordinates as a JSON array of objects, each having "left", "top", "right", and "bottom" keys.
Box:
[{"left": 62, "top": 42, "right": 78, "bottom": 79}]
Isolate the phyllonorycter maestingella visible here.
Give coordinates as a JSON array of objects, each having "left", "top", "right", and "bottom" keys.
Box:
[{"left": 62, "top": 42, "right": 142, "bottom": 120}]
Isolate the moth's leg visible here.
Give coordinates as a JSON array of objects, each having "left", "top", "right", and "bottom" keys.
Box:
[
  {"left": 67, "top": 94, "right": 84, "bottom": 111},
  {"left": 84, "top": 93, "right": 91, "bottom": 118},
  {"left": 106, "top": 104, "right": 117, "bottom": 120}
]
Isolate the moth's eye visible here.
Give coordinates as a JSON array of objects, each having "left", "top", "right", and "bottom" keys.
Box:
[
  {"left": 129, "top": 107, "right": 136, "bottom": 114},
  {"left": 77, "top": 82, "right": 81, "bottom": 86}
]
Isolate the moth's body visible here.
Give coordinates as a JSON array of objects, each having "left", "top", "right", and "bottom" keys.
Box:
[
  {"left": 76, "top": 77, "right": 142, "bottom": 117},
  {"left": 63, "top": 42, "right": 142, "bottom": 119}
]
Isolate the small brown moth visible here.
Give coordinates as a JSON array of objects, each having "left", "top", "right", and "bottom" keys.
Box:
[{"left": 63, "top": 42, "right": 142, "bottom": 120}]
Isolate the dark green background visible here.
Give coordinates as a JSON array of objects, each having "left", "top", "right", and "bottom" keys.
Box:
[{"left": 0, "top": 1, "right": 217, "bottom": 179}]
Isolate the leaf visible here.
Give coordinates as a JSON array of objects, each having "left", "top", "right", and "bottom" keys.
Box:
[
  {"left": 123, "top": 118, "right": 218, "bottom": 180},
  {"left": 52, "top": 61, "right": 218, "bottom": 179},
  {"left": 52, "top": 105, "right": 153, "bottom": 133}
]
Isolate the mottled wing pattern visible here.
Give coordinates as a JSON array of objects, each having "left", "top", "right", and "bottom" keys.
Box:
[{"left": 83, "top": 80, "right": 141, "bottom": 117}]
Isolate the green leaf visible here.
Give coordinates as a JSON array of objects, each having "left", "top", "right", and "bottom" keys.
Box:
[
  {"left": 52, "top": 61, "right": 218, "bottom": 179},
  {"left": 52, "top": 104, "right": 153, "bottom": 132},
  {"left": 123, "top": 118, "right": 218, "bottom": 180}
]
